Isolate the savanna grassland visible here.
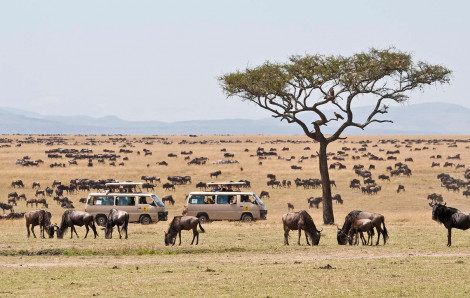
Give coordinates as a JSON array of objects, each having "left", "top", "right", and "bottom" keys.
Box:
[{"left": 1, "top": 134, "right": 470, "bottom": 297}]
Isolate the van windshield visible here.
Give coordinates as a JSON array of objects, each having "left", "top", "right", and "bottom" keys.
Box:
[
  {"left": 253, "top": 194, "right": 265, "bottom": 206},
  {"left": 151, "top": 195, "right": 165, "bottom": 207}
]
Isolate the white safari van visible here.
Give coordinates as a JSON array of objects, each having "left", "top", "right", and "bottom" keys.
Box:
[
  {"left": 85, "top": 182, "right": 168, "bottom": 225},
  {"left": 183, "top": 182, "right": 267, "bottom": 222}
]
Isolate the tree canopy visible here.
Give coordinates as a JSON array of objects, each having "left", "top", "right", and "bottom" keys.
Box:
[{"left": 219, "top": 48, "right": 451, "bottom": 144}]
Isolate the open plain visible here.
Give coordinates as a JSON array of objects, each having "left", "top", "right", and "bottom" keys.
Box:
[{"left": 1, "top": 134, "right": 470, "bottom": 297}]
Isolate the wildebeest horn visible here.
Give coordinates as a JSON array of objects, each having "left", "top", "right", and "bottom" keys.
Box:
[
  {"left": 429, "top": 202, "right": 433, "bottom": 207},
  {"left": 336, "top": 225, "right": 341, "bottom": 231}
]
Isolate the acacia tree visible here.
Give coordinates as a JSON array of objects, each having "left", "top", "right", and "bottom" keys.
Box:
[{"left": 219, "top": 48, "right": 451, "bottom": 224}]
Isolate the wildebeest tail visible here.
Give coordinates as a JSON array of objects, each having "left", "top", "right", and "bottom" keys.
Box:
[
  {"left": 91, "top": 216, "right": 99, "bottom": 237},
  {"left": 122, "top": 215, "right": 129, "bottom": 231},
  {"left": 198, "top": 220, "right": 205, "bottom": 233},
  {"left": 382, "top": 217, "right": 389, "bottom": 240}
]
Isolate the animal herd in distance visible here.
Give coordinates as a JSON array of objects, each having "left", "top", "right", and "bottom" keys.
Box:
[{"left": 4, "top": 135, "right": 470, "bottom": 247}]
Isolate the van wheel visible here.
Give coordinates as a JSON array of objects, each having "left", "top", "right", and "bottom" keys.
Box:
[
  {"left": 241, "top": 214, "right": 253, "bottom": 222},
  {"left": 140, "top": 215, "right": 151, "bottom": 225},
  {"left": 95, "top": 215, "right": 107, "bottom": 227},
  {"left": 197, "top": 214, "right": 209, "bottom": 223}
]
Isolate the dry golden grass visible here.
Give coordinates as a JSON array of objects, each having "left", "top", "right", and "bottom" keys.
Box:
[{"left": 1, "top": 134, "right": 470, "bottom": 296}]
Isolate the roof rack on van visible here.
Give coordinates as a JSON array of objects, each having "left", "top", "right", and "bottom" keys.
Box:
[
  {"left": 105, "top": 182, "right": 143, "bottom": 193},
  {"left": 206, "top": 182, "right": 246, "bottom": 186},
  {"left": 206, "top": 181, "right": 246, "bottom": 191}
]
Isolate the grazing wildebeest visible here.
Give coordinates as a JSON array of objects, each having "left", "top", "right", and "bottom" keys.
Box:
[
  {"left": 378, "top": 174, "right": 390, "bottom": 181},
  {"left": 45, "top": 187, "right": 54, "bottom": 196},
  {"left": 104, "top": 209, "right": 129, "bottom": 239},
  {"left": 287, "top": 203, "right": 294, "bottom": 212},
  {"left": 0, "top": 202, "right": 14, "bottom": 214},
  {"left": 282, "top": 210, "right": 322, "bottom": 246},
  {"left": 25, "top": 210, "right": 53, "bottom": 238},
  {"left": 337, "top": 210, "right": 388, "bottom": 245},
  {"left": 26, "top": 199, "right": 37, "bottom": 207},
  {"left": 196, "top": 182, "right": 207, "bottom": 190},
  {"left": 260, "top": 191, "right": 270, "bottom": 199},
  {"left": 8, "top": 192, "right": 18, "bottom": 199},
  {"left": 164, "top": 216, "right": 205, "bottom": 246},
  {"left": 142, "top": 183, "right": 155, "bottom": 191},
  {"left": 162, "top": 195, "right": 175, "bottom": 205},
  {"left": 307, "top": 197, "right": 322, "bottom": 209},
  {"left": 210, "top": 170, "right": 222, "bottom": 178},
  {"left": 348, "top": 218, "right": 375, "bottom": 245},
  {"left": 61, "top": 201, "right": 75, "bottom": 209},
  {"left": 397, "top": 185, "right": 405, "bottom": 193},
  {"left": 8, "top": 197, "right": 17, "bottom": 206},
  {"left": 32, "top": 182, "right": 41, "bottom": 189},
  {"left": 162, "top": 183, "right": 175, "bottom": 191},
  {"left": 463, "top": 190, "right": 470, "bottom": 198},
  {"left": 11, "top": 180, "right": 24, "bottom": 188},
  {"left": 267, "top": 180, "right": 281, "bottom": 188},
  {"left": 36, "top": 198, "right": 48, "bottom": 208},
  {"left": 430, "top": 202, "right": 470, "bottom": 246},
  {"left": 55, "top": 210, "right": 98, "bottom": 239},
  {"left": 35, "top": 189, "right": 45, "bottom": 197},
  {"left": 332, "top": 194, "right": 343, "bottom": 204}
]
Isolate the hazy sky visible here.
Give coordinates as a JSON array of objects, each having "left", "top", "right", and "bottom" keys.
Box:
[{"left": 0, "top": 0, "right": 467, "bottom": 122}]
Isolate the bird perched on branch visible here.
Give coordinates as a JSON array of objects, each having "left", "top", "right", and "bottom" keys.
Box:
[
  {"left": 334, "top": 112, "right": 344, "bottom": 120},
  {"left": 329, "top": 87, "right": 334, "bottom": 97},
  {"left": 324, "top": 87, "right": 335, "bottom": 100}
]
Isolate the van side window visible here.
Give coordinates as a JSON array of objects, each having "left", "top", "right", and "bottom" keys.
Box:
[
  {"left": 89, "top": 196, "right": 114, "bottom": 206},
  {"left": 241, "top": 195, "right": 252, "bottom": 203},
  {"left": 217, "top": 195, "right": 229, "bottom": 204},
  {"left": 189, "top": 195, "right": 205, "bottom": 204},
  {"left": 139, "top": 196, "right": 155, "bottom": 206},
  {"left": 189, "top": 195, "right": 215, "bottom": 204},
  {"left": 204, "top": 195, "right": 215, "bottom": 204},
  {"left": 117, "top": 196, "right": 136, "bottom": 206},
  {"left": 229, "top": 195, "right": 237, "bottom": 204}
]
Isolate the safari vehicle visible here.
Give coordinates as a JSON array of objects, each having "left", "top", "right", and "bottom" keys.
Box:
[
  {"left": 183, "top": 182, "right": 267, "bottom": 222},
  {"left": 85, "top": 182, "right": 168, "bottom": 226}
]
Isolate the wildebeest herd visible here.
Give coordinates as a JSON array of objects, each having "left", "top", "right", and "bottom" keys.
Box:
[{"left": 2, "top": 135, "right": 470, "bottom": 248}]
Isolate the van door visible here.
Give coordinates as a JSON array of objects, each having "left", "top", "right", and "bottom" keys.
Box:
[
  {"left": 115, "top": 195, "right": 139, "bottom": 222},
  {"left": 138, "top": 195, "right": 158, "bottom": 222},
  {"left": 215, "top": 194, "right": 239, "bottom": 220},
  {"left": 238, "top": 194, "right": 257, "bottom": 219}
]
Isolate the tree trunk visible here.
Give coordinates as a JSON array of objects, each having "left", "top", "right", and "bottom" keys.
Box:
[{"left": 318, "top": 141, "right": 334, "bottom": 224}]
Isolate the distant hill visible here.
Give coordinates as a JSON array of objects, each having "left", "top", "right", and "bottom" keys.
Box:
[{"left": 0, "top": 102, "right": 469, "bottom": 135}]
